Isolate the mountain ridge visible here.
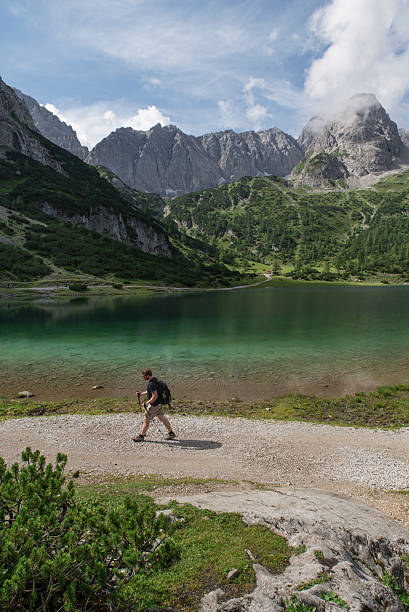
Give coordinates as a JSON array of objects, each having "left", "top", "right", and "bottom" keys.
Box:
[
  {"left": 85, "top": 122, "right": 303, "bottom": 196},
  {"left": 10, "top": 83, "right": 409, "bottom": 196}
]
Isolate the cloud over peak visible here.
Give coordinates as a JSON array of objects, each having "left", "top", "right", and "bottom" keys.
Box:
[
  {"left": 44, "top": 101, "right": 171, "bottom": 148},
  {"left": 305, "top": 0, "right": 409, "bottom": 115}
]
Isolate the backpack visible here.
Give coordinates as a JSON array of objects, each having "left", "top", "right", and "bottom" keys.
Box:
[{"left": 157, "top": 380, "right": 172, "bottom": 405}]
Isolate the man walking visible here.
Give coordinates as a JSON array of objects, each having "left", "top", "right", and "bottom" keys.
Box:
[{"left": 133, "top": 368, "right": 176, "bottom": 442}]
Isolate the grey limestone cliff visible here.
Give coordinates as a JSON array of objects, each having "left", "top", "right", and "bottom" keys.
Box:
[
  {"left": 0, "top": 77, "right": 171, "bottom": 258},
  {"left": 86, "top": 123, "right": 303, "bottom": 196},
  {"left": 0, "top": 76, "right": 63, "bottom": 173},
  {"left": 399, "top": 128, "right": 409, "bottom": 148},
  {"left": 294, "top": 94, "right": 406, "bottom": 188},
  {"left": 200, "top": 127, "right": 302, "bottom": 183},
  {"left": 13, "top": 88, "right": 88, "bottom": 160},
  {"left": 40, "top": 202, "right": 171, "bottom": 257}
]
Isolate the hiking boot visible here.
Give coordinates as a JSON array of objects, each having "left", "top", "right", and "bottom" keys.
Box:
[
  {"left": 165, "top": 431, "right": 176, "bottom": 440},
  {"left": 132, "top": 434, "right": 145, "bottom": 442}
]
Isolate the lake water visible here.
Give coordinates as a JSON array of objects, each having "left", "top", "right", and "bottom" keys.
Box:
[{"left": 1, "top": 286, "right": 409, "bottom": 400}]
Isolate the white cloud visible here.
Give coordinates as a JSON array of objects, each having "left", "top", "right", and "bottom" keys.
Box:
[
  {"left": 39, "top": 0, "right": 258, "bottom": 74},
  {"left": 146, "top": 77, "right": 162, "bottom": 88},
  {"left": 218, "top": 76, "right": 309, "bottom": 133},
  {"left": 218, "top": 99, "right": 243, "bottom": 130},
  {"left": 269, "top": 28, "right": 278, "bottom": 42},
  {"left": 243, "top": 77, "right": 266, "bottom": 108},
  {"left": 216, "top": 25, "right": 245, "bottom": 46},
  {"left": 44, "top": 101, "right": 171, "bottom": 148},
  {"left": 246, "top": 103, "right": 270, "bottom": 128},
  {"left": 44, "top": 103, "right": 63, "bottom": 117},
  {"left": 305, "top": 0, "right": 409, "bottom": 115},
  {"left": 243, "top": 76, "right": 308, "bottom": 112}
]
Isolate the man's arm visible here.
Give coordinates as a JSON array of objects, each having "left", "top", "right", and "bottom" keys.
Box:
[{"left": 146, "top": 390, "right": 158, "bottom": 407}]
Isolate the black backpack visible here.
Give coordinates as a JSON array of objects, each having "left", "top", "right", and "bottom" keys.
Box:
[{"left": 157, "top": 380, "right": 172, "bottom": 406}]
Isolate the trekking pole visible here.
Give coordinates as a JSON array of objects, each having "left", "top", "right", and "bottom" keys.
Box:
[{"left": 138, "top": 392, "right": 161, "bottom": 434}]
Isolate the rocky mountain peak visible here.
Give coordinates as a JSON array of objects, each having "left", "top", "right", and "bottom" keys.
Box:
[
  {"left": 13, "top": 88, "right": 88, "bottom": 160},
  {"left": 0, "top": 76, "right": 64, "bottom": 172},
  {"left": 0, "top": 77, "right": 36, "bottom": 131},
  {"left": 85, "top": 122, "right": 303, "bottom": 196},
  {"left": 294, "top": 93, "right": 406, "bottom": 187}
]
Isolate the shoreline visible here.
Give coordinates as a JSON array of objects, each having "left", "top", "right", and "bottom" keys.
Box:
[
  {"left": 2, "top": 383, "right": 409, "bottom": 430},
  {"left": 2, "top": 367, "right": 409, "bottom": 403},
  {"left": 0, "top": 275, "right": 405, "bottom": 304}
]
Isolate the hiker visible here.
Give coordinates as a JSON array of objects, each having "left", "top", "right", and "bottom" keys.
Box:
[{"left": 133, "top": 368, "right": 176, "bottom": 442}]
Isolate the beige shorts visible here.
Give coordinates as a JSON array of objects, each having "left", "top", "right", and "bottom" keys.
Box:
[{"left": 144, "top": 403, "right": 164, "bottom": 421}]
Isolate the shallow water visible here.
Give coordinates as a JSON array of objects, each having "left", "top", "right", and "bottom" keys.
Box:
[{"left": 1, "top": 287, "right": 409, "bottom": 400}]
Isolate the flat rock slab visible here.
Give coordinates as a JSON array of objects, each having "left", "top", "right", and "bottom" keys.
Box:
[
  {"left": 158, "top": 489, "right": 409, "bottom": 611},
  {"left": 159, "top": 488, "right": 409, "bottom": 543}
]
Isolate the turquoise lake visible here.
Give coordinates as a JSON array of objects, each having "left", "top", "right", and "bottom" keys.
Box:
[{"left": 1, "top": 286, "right": 409, "bottom": 400}]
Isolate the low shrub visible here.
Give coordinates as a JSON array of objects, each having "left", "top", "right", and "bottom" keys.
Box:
[
  {"left": 68, "top": 282, "right": 88, "bottom": 291},
  {"left": 0, "top": 448, "right": 178, "bottom": 611}
]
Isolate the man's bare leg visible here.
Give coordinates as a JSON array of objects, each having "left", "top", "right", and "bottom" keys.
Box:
[
  {"left": 158, "top": 414, "right": 172, "bottom": 431},
  {"left": 141, "top": 418, "right": 150, "bottom": 436}
]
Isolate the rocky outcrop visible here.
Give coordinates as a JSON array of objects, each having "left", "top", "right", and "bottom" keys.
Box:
[
  {"left": 0, "top": 77, "right": 172, "bottom": 258},
  {"left": 0, "top": 76, "right": 63, "bottom": 172},
  {"left": 294, "top": 94, "right": 406, "bottom": 188},
  {"left": 160, "top": 489, "right": 409, "bottom": 611},
  {"left": 200, "top": 128, "right": 302, "bottom": 183},
  {"left": 86, "top": 124, "right": 303, "bottom": 196},
  {"left": 13, "top": 88, "right": 88, "bottom": 160},
  {"left": 399, "top": 128, "right": 409, "bottom": 148},
  {"left": 40, "top": 202, "right": 172, "bottom": 257},
  {"left": 293, "top": 152, "right": 349, "bottom": 189}
]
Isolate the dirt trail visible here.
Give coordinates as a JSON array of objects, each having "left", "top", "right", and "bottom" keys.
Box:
[{"left": 1, "top": 413, "right": 408, "bottom": 526}]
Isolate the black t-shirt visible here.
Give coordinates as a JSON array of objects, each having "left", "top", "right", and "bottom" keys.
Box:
[{"left": 147, "top": 377, "right": 162, "bottom": 406}]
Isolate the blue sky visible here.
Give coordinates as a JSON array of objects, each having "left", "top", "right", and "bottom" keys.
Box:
[{"left": 1, "top": 0, "right": 409, "bottom": 147}]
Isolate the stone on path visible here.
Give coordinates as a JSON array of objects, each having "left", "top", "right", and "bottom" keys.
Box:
[{"left": 16, "top": 391, "right": 34, "bottom": 398}]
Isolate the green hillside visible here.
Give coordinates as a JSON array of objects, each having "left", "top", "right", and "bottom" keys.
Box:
[
  {"left": 168, "top": 173, "right": 409, "bottom": 279},
  {"left": 0, "top": 148, "right": 240, "bottom": 286},
  {"left": 2, "top": 125, "right": 409, "bottom": 286},
  {"left": 96, "top": 165, "right": 165, "bottom": 218}
]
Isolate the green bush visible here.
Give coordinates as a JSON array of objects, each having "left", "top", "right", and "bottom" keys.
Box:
[
  {"left": 0, "top": 448, "right": 178, "bottom": 611},
  {"left": 0, "top": 243, "right": 51, "bottom": 280},
  {"left": 68, "top": 282, "right": 88, "bottom": 292}
]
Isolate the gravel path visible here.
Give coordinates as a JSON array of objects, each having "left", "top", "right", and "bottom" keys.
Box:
[{"left": 1, "top": 414, "right": 408, "bottom": 491}]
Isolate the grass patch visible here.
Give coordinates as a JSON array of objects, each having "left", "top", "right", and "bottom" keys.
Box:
[
  {"left": 383, "top": 571, "right": 409, "bottom": 609},
  {"left": 319, "top": 591, "right": 349, "bottom": 608},
  {"left": 285, "top": 597, "right": 317, "bottom": 611},
  {"left": 2, "top": 385, "right": 409, "bottom": 429},
  {"left": 296, "top": 571, "right": 330, "bottom": 591},
  {"left": 293, "top": 544, "right": 307, "bottom": 555},
  {"left": 77, "top": 474, "right": 239, "bottom": 499},
  {"left": 76, "top": 479, "right": 292, "bottom": 610}
]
